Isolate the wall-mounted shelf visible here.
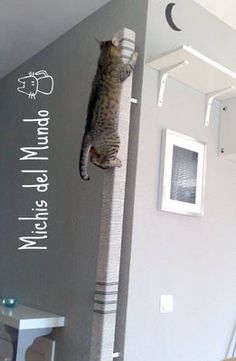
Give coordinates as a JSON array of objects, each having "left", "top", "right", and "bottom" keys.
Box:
[
  {"left": 0, "top": 304, "right": 65, "bottom": 361},
  {"left": 147, "top": 45, "right": 236, "bottom": 126}
]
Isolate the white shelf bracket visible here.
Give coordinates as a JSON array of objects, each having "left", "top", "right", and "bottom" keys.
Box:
[
  {"left": 205, "top": 86, "right": 235, "bottom": 126},
  {"left": 225, "top": 324, "right": 236, "bottom": 359},
  {"left": 158, "top": 60, "right": 189, "bottom": 107},
  {"left": 113, "top": 352, "right": 120, "bottom": 359},
  {"left": 130, "top": 97, "right": 138, "bottom": 104}
]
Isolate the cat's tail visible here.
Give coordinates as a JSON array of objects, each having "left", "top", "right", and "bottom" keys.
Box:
[{"left": 79, "top": 134, "right": 91, "bottom": 181}]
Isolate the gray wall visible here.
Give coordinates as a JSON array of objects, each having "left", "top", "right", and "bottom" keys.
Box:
[
  {"left": 124, "top": 1, "right": 236, "bottom": 361},
  {"left": 0, "top": 0, "right": 147, "bottom": 360}
]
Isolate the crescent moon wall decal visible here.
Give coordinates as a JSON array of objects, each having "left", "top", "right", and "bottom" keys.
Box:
[{"left": 165, "top": 3, "right": 182, "bottom": 31}]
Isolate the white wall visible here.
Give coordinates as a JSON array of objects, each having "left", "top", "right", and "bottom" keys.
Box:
[{"left": 124, "top": 1, "right": 236, "bottom": 360}]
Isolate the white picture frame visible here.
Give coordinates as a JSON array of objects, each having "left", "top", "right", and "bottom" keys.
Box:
[{"left": 159, "top": 129, "right": 206, "bottom": 216}]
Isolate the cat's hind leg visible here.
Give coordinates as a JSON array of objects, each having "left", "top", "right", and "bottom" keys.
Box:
[
  {"left": 90, "top": 147, "right": 103, "bottom": 168},
  {"left": 100, "top": 151, "right": 122, "bottom": 169},
  {"left": 99, "top": 133, "right": 122, "bottom": 169},
  {"left": 100, "top": 158, "right": 122, "bottom": 169}
]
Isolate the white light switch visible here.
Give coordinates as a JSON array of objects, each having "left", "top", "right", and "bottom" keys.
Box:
[{"left": 160, "top": 295, "right": 173, "bottom": 313}]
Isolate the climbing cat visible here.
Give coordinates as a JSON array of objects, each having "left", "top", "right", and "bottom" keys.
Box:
[{"left": 79, "top": 35, "right": 138, "bottom": 181}]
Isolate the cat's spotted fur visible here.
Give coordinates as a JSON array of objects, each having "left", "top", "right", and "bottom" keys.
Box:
[{"left": 79, "top": 36, "right": 138, "bottom": 180}]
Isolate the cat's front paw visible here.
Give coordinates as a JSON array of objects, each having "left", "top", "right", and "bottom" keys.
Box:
[{"left": 131, "top": 51, "right": 138, "bottom": 65}]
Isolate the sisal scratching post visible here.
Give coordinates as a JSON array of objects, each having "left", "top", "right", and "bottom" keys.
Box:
[{"left": 89, "top": 28, "right": 136, "bottom": 361}]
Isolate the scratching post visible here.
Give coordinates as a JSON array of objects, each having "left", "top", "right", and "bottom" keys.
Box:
[{"left": 89, "top": 28, "right": 136, "bottom": 361}]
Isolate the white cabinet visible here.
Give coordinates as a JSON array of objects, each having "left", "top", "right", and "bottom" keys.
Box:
[{"left": 0, "top": 304, "right": 64, "bottom": 361}]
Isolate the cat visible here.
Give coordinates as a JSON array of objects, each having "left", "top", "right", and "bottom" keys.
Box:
[{"left": 79, "top": 35, "right": 138, "bottom": 181}]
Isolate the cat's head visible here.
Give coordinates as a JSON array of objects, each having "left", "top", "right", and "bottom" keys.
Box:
[{"left": 97, "top": 35, "right": 121, "bottom": 63}]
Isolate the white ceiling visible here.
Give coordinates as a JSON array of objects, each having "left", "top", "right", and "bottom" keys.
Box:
[
  {"left": 0, "top": 0, "right": 110, "bottom": 79},
  {"left": 194, "top": 0, "right": 236, "bottom": 30}
]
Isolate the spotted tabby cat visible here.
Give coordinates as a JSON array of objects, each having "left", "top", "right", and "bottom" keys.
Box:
[{"left": 79, "top": 35, "right": 138, "bottom": 181}]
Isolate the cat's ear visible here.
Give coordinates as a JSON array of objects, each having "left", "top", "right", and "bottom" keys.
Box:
[
  {"left": 112, "top": 35, "right": 120, "bottom": 48},
  {"left": 95, "top": 38, "right": 103, "bottom": 48}
]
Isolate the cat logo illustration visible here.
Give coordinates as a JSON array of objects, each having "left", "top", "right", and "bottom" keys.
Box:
[{"left": 17, "top": 70, "right": 54, "bottom": 100}]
